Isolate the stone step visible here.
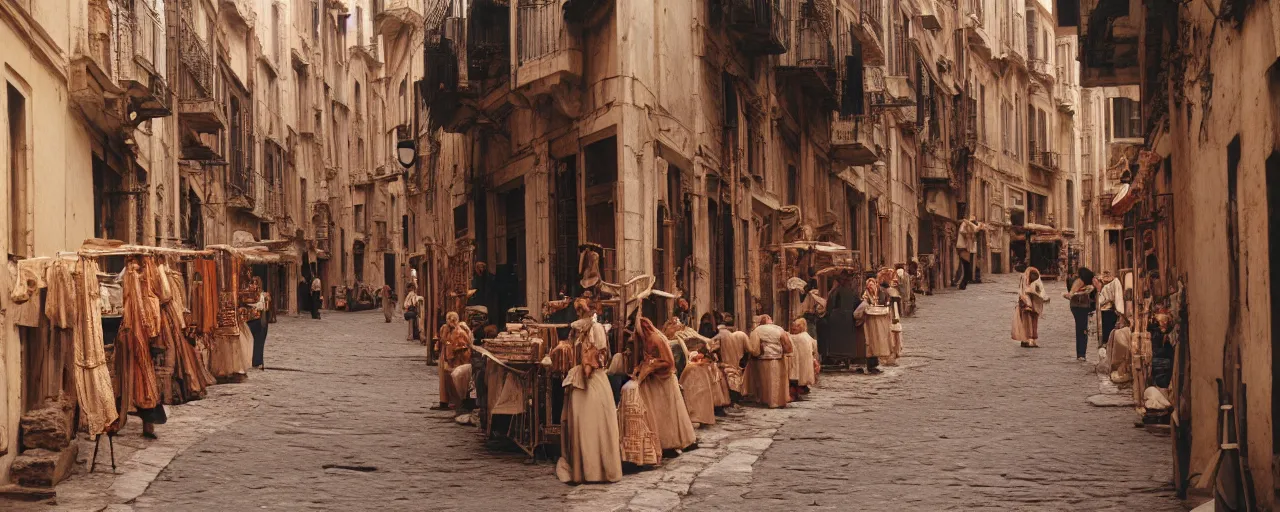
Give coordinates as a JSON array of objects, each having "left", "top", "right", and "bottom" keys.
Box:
[
  {"left": 0, "top": 483, "right": 57, "bottom": 502},
  {"left": 9, "top": 444, "right": 80, "bottom": 488},
  {"left": 20, "top": 398, "right": 76, "bottom": 451}
]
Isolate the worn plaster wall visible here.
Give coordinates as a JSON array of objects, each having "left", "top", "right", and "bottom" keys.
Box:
[
  {"left": 0, "top": 0, "right": 95, "bottom": 485},
  {"left": 1165, "top": 3, "right": 1277, "bottom": 505}
]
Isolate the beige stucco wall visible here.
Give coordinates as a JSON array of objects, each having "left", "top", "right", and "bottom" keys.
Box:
[{"left": 0, "top": 0, "right": 96, "bottom": 484}]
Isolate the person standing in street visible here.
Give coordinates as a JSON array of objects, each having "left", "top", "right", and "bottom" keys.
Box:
[
  {"left": 745, "top": 315, "right": 793, "bottom": 408},
  {"left": 247, "top": 277, "right": 271, "bottom": 370},
  {"left": 954, "top": 216, "right": 980, "bottom": 290},
  {"left": 785, "top": 318, "right": 818, "bottom": 399},
  {"left": 556, "top": 299, "right": 623, "bottom": 484},
  {"left": 1012, "top": 267, "right": 1048, "bottom": 348},
  {"left": 380, "top": 284, "right": 395, "bottom": 323},
  {"left": 1063, "top": 267, "right": 1097, "bottom": 361},
  {"left": 310, "top": 275, "right": 323, "bottom": 319},
  {"left": 403, "top": 284, "right": 423, "bottom": 342},
  {"left": 1096, "top": 270, "right": 1125, "bottom": 348},
  {"left": 855, "top": 278, "right": 893, "bottom": 374}
]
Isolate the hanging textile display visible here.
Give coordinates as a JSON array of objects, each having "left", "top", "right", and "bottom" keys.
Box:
[
  {"left": 73, "top": 258, "right": 119, "bottom": 436},
  {"left": 112, "top": 258, "right": 163, "bottom": 432},
  {"left": 164, "top": 268, "right": 215, "bottom": 402}
]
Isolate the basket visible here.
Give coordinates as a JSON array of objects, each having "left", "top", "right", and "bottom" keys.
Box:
[{"left": 484, "top": 331, "right": 546, "bottom": 363}]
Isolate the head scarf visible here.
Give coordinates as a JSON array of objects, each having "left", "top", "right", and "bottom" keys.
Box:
[
  {"left": 1025, "top": 266, "right": 1040, "bottom": 283},
  {"left": 863, "top": 278, "right": 881, "bottom": 303}
]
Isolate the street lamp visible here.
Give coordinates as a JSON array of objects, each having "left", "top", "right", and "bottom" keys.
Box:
[{"left": 396, "top": 140, "right": 417, "bottom": 169}]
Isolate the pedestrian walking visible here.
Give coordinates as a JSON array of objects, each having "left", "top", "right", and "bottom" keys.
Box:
[
  {"left": 1096, "top": 270, "right": 1124, "bottom": 347},
  {"left": 246, "top": 277, "right": 270, "bottom": 370},
  {"left": 380, "top": 284, "right": 395, "bottom": 323},
  {"left": 309, "top": 275, "right": 323, "bottom": 319},
  {"left": 403, "top": 284, "right": 423, "bottom": 342},
  {"left": 953, "top": 217, "right": 980, "bottom": 289},
  {"left": 1011, "top": 267, "right": 1048, "bottom": 348},
  {"left": 1063, "top": 266, "right": 1097, "bottom": 361}
]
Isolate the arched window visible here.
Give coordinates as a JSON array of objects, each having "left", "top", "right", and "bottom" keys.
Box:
[{"left": 353, "top": 80, "right": 362, "bottom": 116}]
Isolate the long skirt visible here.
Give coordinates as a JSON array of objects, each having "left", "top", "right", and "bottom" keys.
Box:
[
  {"left": 638, "top": 373, "right": 697, "bottom": 450},
  {"left": 713, "top": 366, "right": 731, "bottom": 407},
  {"left": 617, "top": 381, "right": 662, "bottom": 466},
  {"left": 449, "top": 364, "right": 472, "bottom": 406},
  {"left": 746, "top": 358, "right": 789, "bottom": 408},
  {"left": 679, "top": 363, "right": 718, "bottom": 426},
  {"left": 1011, "top": 304, "right": 1039, "bottom": 342},
  {"left": 863, "top": 314, "right": 893, "bottom": 358},
  {"left": 556, "top": 371, "right": 623, "bottom": 484}
]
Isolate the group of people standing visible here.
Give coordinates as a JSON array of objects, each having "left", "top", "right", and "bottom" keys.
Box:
[
  {"left": 551, "top": 306, "right": 832, "bottom": 485},
  {"left": 1011, "top": 265, "right": 1127, "bottom": 360}
]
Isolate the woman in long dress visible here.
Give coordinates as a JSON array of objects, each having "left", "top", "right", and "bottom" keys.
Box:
[
  {"left": 635, "top": 317, "right": 697, "bottom": 452},
  {"left": 1012, "top": 267, "right": 1048, "bottom": 348},
  {"left": 434, "top": 312, "right": 471, "bottom": 410},
  {"left": 855, "top": 278, "right": 893, "bottom": 375},
  {"left": 556, "top": 299, "right": 623, "bottom": 484},
  {"left": 821, "top": 275, "right": 860, "bottom": 362}
]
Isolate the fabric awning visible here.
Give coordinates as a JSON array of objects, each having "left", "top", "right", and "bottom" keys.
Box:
[{"left": 1109, "top": 183, "right": 1140, "bottom": 215}]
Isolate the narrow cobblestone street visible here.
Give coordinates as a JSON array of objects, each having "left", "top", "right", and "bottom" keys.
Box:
[{"left": 32, "top": 274, "right": 1184, "bottom": 511}]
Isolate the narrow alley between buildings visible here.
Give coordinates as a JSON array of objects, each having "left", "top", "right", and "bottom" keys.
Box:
[{"left": 26, "top": 274, "right": 1183, "bottom": 512}]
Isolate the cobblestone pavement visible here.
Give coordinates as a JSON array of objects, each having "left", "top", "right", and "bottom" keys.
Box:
[
  {"left": 25, "top": 274, "right": 1186, "bottom": 511},
  {"left": 685, "top": 275, "right": 1185, "bottom": 511}
]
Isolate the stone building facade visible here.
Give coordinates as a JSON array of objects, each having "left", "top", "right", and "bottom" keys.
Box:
[
  {"left": 407, "top": 0, "right": 974, "bottom": 326},
  {"left": 950, "top": 0, "right": 1080, "bottom": 282},
  {"left": 1072, "top": 0, "right": 1280, "bottom": 506},
  {"left": 0, "top": 0, "right": 420, "bottom": 484}
]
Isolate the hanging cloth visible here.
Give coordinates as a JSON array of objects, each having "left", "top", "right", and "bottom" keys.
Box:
[{"left": 73, "top": 258, "right": 119, "bottom": 436}]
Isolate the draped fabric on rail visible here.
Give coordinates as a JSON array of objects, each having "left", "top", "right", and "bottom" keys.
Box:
[
  {"left": 74, "top": 258, "right": 118, "bottom": 436},
  {"left": 112, "top": 259, "right": 162, "bottom": 432}
]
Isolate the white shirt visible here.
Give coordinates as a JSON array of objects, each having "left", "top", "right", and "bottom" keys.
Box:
[
  {"left": 311, "top": 278, "right": 321, "bottom": 292},
  {"left": 1098, "top": 278, "right": 1125, "bottom": 314}
]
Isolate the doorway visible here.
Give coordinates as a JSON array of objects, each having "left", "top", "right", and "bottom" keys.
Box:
[{"left": 384, "top": 252, "right": 396, "bottom": 293}]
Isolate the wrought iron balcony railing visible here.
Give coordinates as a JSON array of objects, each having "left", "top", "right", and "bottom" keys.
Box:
[
  {"left": 726, "top": 0, "right": 790, "bottom": 55},
  {"left": 517, "top": 0, "right": 565, "bottom": 66},
  {"left": 178, "top": 0, "right": 213, "bottom": 101}
]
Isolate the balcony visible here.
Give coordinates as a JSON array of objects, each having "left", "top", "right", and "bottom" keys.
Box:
[
  {"left": 1028, "top": 58, "right": 1054, "bottom": 86},
  {"left": 467, "top": 0, "right": 511, "bottom": 88},
  {"left": 374, "top": 0, "right": 425, "bottom": 39},
  {"left": 853, "top": 0, "right": 885, "bottom": 65},
  {"left": 176, "top": 1, "right": 224, "bottom": 159},
  {"left": 1029, "top": 150, "right": 1061, "bottom": 172},
  {"left": 353, "top": 43, "right": 382, "bottom": 66},
  {"left": 228, "top": 166, "right": 256, "bottom": 211},
  {"left": 422, "top": 17, "right": 474, "bottom": 132},
  {"left": 118, "top": 0, "right": 171, "bottom": 124},
  {"left": 778, "top": 0, "right": 837, "bottom": 107},
  {"left": 831, "top": 114, "right": 881, "bottom": 166},
  {"left": 513, "top": 0, "right": 583, "bottom": 106},
  {"left": 726, "top": 0, "right": 790, "bottom": 56},
  {"left": 920, "top": 162, "right": 952, "bottom": 183},
  {"left": 1078, "top": 0, "right": 1141, "bottom": 87}
]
